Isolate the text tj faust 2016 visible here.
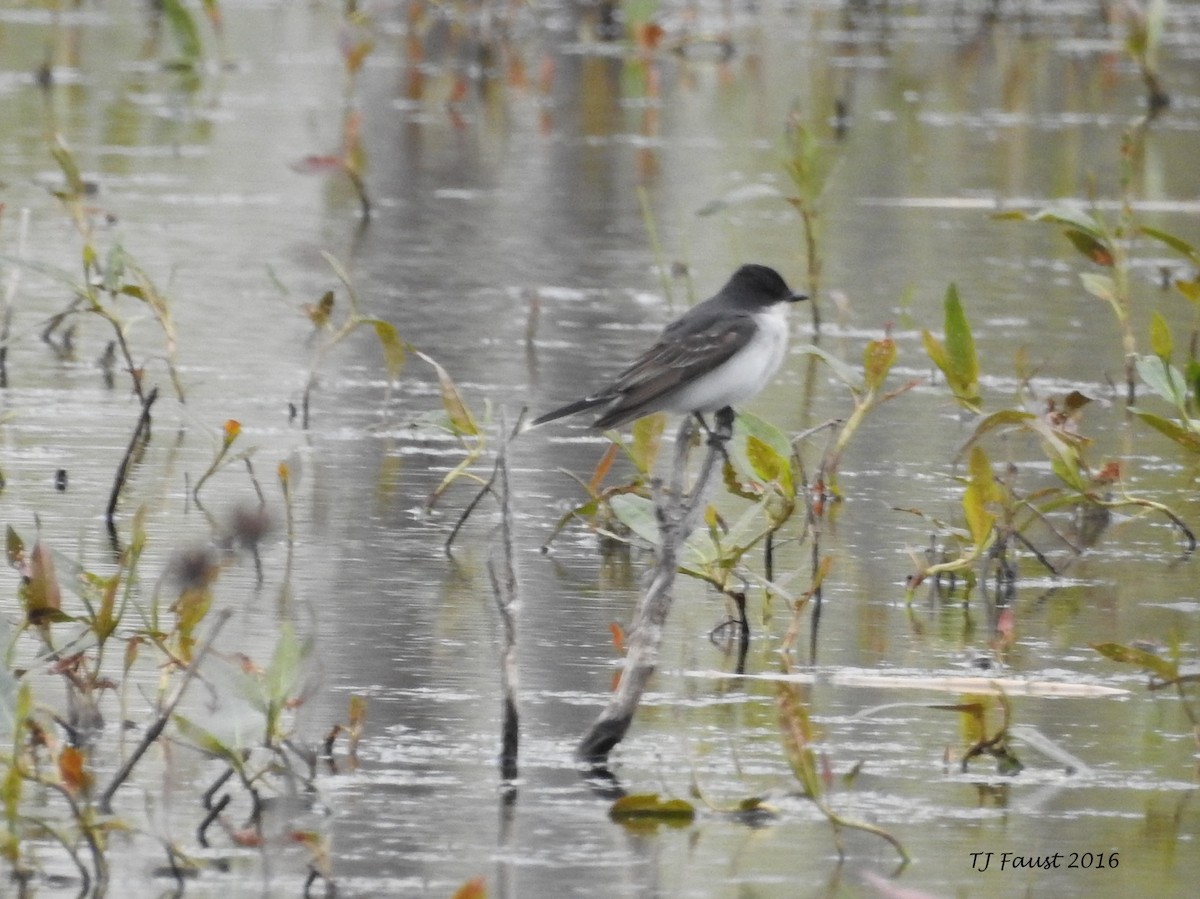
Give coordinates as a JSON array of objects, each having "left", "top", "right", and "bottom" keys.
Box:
[{"left": 969, "top": 851, "right": 1119, "bottom": 873}]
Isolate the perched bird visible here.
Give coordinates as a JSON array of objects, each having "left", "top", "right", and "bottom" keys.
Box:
[{"left": 531, "top": 264, "right": 806, "bottom": 433}]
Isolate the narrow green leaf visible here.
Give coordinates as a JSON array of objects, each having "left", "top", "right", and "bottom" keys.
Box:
[
  {"left": 1050, "top": 456, "right": 1089, "bottom": 494},
  {"left": 1079, "top": 272, "right": 1119, "bottom": 310},
  {"left": 173, "top": 714, "right": 237, "bottom": 760},
  {"left": 1140, "top": 226, "right": 1200, "bottom": 264},
  {"left": 95, "top": 574, "right": 119, "bottom": 641},
  {"left": 924, "top": 285, "right": 980, "bottom": 412},
  {"left": 415, "top": 350, "right": 477, "bottom": 437},
  {"left": 943, "top": 285, "right": 978, "bottom": 394},
  {"left": 1091, "top": 642, "right": 1178, "bottom": 681},
  {"left": 962, "top": 446, "right": 996, "bottom": 547},
  {"left": 1029, "top": 205, "right": 1104, "bottom": 237},
  {"left": 1130, "top": 409, "right": 1200, "bottom": 454},
  {"left": 609, "top": 793, "right": 696, "bottom": 823},
  {"left": 1135, "top": 355, "right": 1187, "bottom": 406},
  {"left": 793, "top": 342, "right": 865, "bottom": 390},
  {"left": 695, "top": 183, "right": 785, "bottom": 217},
  {"left": 776, "top": 680, "right": 822, "bottom": 799},
  {"left": 266, "top": 621, "right": 302, "bottom": 705},
  {"left": 370, "top": 319, "right": 407, "bottom": 380},
  {"left": 921, "top": 329, "right": 949, "bottom": 376},
  {"left": 162, "top": 0, "right": 204, "bottom": 63},
  {"left": 1149, "top": 311, "right": 1173, "bottom": 360},
  {"left": 49, "top": 135, "right": 86, "bottom": 198}
]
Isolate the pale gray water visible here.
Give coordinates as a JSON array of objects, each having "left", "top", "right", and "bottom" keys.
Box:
[{"left": 1, "top": 1, "right": 1198, "bottom": 896}]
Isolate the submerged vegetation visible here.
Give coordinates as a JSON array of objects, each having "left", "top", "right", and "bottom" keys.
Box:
[{"left": 1, "top": 0, "right": 1199, "bottom": 897}]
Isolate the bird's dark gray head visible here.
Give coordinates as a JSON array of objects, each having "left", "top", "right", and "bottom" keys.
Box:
[{"left": 726, "top": 264, "right": 807, "bottom": 306}]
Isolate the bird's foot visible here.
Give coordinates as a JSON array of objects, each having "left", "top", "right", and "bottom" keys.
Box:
[{"left": 695, "top": 408, "right": 735, "bottom": 452}]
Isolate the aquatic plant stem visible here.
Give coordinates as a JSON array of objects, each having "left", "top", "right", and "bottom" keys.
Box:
[
  {"left": 577, "top": 414, "right": 725, "bottom": 763},
  {"left": 0, "top": 207, "right": 30, "bottom": 388},
  {"left": 106, "top": 386, "right": 159, "bottom": 552},
  {"left": 98, "top": 607, "right": 232, "bottom": 814},
  {"left": 487, "top": 411, "right": 520, "bottom": 784}
]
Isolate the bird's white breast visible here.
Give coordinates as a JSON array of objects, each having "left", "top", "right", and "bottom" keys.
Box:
[{"left": 664, "top": 303, "right": 790, "bottom": 414}]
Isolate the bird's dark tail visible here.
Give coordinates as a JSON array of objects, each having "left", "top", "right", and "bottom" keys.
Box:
[{"left": 528, "top": 395, "right": 609, "bottom": 428}]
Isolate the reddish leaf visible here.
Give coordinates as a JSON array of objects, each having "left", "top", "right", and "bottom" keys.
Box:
[
  {"left": 1064, "top": 229, "right": 1114, "bottom": 266},
  {"left": 291, "top": 155, "right": 346, "bottom": 175},
  {"left": 58, "top": 746, "right": 91, "bottom": 796},
  {"left": 609, "top": 622, "right": 626, "bottom": 655},
  {"left": 450, "top": 877, "right": 488, "bottom": 899}
]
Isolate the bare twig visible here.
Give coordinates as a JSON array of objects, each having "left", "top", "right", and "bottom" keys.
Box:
[{"left": 577, "top": 414, "right": 727, "bottom": 763}]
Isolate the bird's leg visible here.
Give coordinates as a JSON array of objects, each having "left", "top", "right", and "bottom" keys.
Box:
[
  {"left": 693, "top": 408, "right": 735, "bottom": 457},
  {"left": 713, "top": 406, "right": 736, "bottom": 443}
]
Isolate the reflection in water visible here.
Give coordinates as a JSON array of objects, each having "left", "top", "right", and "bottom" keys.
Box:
[{"left": 0, "top": 1, "right": 1198, "bottom": 896}]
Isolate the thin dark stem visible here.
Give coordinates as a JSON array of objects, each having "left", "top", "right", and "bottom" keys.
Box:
[
  {"left": 488, "top": 412, "right": 520, "bottom": 785},
  {"left": 98, "top": 608, "right": 232, "bottom": 813},
  {"left": 106, "top": 386, "right": 159, "bottom": 554}
]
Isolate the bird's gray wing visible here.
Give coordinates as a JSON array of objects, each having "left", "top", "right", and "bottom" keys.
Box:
[{"left": 592, "top": 313, "right": 757, "bottom": 426}]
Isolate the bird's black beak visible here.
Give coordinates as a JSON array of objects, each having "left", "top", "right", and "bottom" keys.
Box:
[{"left": 788, "top": 292, "right": 808, "bottom": 303}]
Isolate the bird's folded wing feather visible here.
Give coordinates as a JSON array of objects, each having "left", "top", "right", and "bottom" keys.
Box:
[{"left": 607, "top": 315, "right": 757, "bottom": 410}]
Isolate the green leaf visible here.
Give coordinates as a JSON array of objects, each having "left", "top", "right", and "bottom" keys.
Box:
[
  {"left": 162, "top": 0, "right": 204, "bottom": 64},
  {"left": 370, "top": 319, "right": 407, "bottom": 380},
  {"left": 924, "top": 284, "right": 980, "bottom": 412},
  {"left": 609, "top": 793, "right": 695, "bottom": 824},
  {"left": 783, "top": 120, "right": 835, "bottom": 202},
  {"left": 1140, "top": 225, "right": 1200, "bottom": 264},
  {"left": 23, "top": 542, "right": 65, "bottom": 627},
  {"left": 1130, "top": 409, "right": 1200, "bottom": 454},
  {"left": 94, "top": 574, "right": 119, "bottom": 642},
  {"left": 696, "top": 183, "right": 785, "bottom": 217},
  {"left": 1135, "top": 355, "right": 1187, "bottom": 406},
  {"left": 0, "top": 646, "right": 21, "bottom": 743},
  {"left": 862, "top": 337, "right": 896, "bottom": 391},
  {"left": 1050, "top": 456, "right": 1089, "bottom": 494},
  {"left": 49, "top": 135, "right": 86, "bottom": 199},
  {"left": 1149, "top": 311, "right": 1173, "bottom": 360},
  {"left": 776, "top": 680, "right": 822, "bottom": 799},
  {"left": 1174, "top": 278, "right": 1200, "bottom": 305},
  {"left": 1063, "top": 229, "right": 1114, "bottom": 266},
  {"left": 793, "top": 342, "right": 864, "bottom": 390},
  {"left": 1091, "top": 642, "right": 1178, "bottom": 681},
  {"left": 1079, "top": 272, "right": 1120, "bottom": 314},
  {"left": 102, "top": 244, "right": 128, "bottom": 294},
  {"left": 628, "top": 413, "right": 665, "bottom": 475},
  {"left": 173, "top": 714, "right": 237, "bottom": 760},
  {"left": 963, "top": 409, "right": 1036, "bottom": 451},
  {"left": 744, "top": 435, "right": 792, "bottom": 495},
  {"left": 265, "top": 621, "right": 302, "bottom": 705},
  {"left": 730, "top": 412, "right": 794, "bottom": 494},
  {"left": 962, "top": 446, "right": 996, "bottom": 547},
  {"left": 1029, "top": 205, "right": 1104, "bottom": 237},
  {"left": 415, "top": 350, "right": 477, "bottom": 437},
  {"left": 608, "top": 494, "right": 660, "bottom": 546},
  {"left": 5, "top": 526, "right": 24, "bottom": 570}
]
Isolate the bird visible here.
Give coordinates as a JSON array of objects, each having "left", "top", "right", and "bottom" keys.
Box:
[{"left": 530, "top": 264, "right": 806, "bottom": 434}]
